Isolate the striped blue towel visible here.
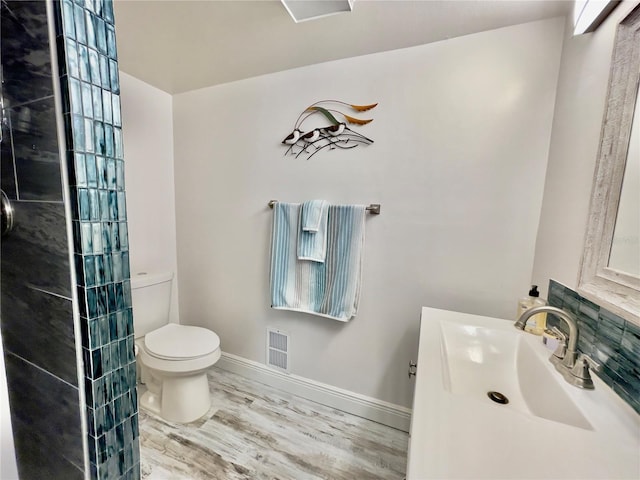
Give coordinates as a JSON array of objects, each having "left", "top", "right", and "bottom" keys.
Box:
[
  {"left": 270, "top": 202, "right": 366, "bottom": 322},
  {"left": 298, "top": 200, "right": 329, "bottom": 262},
  {"left": 300, "top": 200, "right": 328, "bottom": 232}
]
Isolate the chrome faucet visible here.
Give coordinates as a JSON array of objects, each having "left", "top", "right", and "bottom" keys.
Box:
[{"left": 515, "top": 305, "right": 599, "bottom": 389}]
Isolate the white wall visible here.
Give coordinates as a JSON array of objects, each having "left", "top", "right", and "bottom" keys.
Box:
[
  {"left": 172, "top": 18, "right": 564, "bottom": 408},
  {"left": 119, "top": 72, "right": 180, "bottom": 323},
  {"left": 532, "top": 3, "right": 637, "bottom": 297}
]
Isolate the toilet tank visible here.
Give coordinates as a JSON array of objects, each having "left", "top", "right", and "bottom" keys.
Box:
[{"left": 130, "top": 271, "right": 173, "bottom": 338}]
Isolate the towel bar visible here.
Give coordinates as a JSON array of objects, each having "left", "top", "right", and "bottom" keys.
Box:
[{"left": 268, "top": 200, "right": 380, "bottom": 215}]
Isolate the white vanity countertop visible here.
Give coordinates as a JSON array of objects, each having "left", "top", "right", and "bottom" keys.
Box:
[{"left": 406, "top": 307, "right": 640, "bottom": 480}]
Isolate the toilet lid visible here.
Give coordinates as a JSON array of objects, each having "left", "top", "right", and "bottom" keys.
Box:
[{"left": 144, "top": 324, "right": 220, "bottom": 360}]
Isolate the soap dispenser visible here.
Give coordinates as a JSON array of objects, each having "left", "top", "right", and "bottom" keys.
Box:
[{"left": 517, "top": 285, "right": 547, "bottom": 335}]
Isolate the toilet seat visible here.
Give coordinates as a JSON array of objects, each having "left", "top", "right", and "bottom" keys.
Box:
[{"left": 144, "top": 324, "right": 220, "bottom": 361}]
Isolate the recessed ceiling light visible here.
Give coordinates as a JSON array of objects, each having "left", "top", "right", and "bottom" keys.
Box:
[{"left": 281, "top": 0, "right": 354, "bottom": 23}]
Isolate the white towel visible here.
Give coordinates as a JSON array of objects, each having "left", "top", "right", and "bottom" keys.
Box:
[
  {"left": 300, "top": 200, "right": 328, "bottom": 232},
  {"left": 270, "top": 202, "right": 366, "bottom": 322},
  {"left": 297, "top": 200, "right": 329, "bottom": 262}
]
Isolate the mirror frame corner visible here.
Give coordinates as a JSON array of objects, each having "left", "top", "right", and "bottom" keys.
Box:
[{"left": 578, "top": 2, "right": 640, "bottom": 325}]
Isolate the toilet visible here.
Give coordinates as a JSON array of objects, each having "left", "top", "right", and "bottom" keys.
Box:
[{"left": 131, "top": 271, "right": 221, "bottom": 423}]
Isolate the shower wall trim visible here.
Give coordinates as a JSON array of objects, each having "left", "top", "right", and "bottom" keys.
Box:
[{"left": 46, "top": 0, "right": 90, "bottom": 476}]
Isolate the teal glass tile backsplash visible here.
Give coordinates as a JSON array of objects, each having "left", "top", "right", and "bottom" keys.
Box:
[
  {"left": 547, "top": 280, "right": 640, "bottom": 415},
  {"left": 54, "top": 0, "right": 139, "bottom": 478}
]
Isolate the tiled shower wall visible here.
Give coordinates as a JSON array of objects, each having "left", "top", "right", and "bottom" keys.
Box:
[
  {"left": 1, "top": 1, "right": 84, "bottom": 477},
  {"left": 547, "top": 279, "right": 640, "bottom": 414},
  {"left": 1, "top": 0, "right": 138, "bottom": 478},
  {"left": 53, "top": 0, "right": 139, "bottom": 478}
]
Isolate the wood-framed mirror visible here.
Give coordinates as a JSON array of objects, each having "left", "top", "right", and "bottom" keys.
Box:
[{"left": 579, "top": 2, "right": 640, "bottom": 324}]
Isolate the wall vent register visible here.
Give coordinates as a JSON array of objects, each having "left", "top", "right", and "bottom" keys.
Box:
[{"left": 267, "top": 328, "right": 290, "bottom": 372}]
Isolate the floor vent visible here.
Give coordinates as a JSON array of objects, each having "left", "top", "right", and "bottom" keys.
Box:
[{"left": 266, "top": 328, "right": 290, "bottom": 372}]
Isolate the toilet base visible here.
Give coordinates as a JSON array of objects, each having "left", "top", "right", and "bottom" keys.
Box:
[
  {"left": 136, "top": 338, "right": 220, "bottom": 424},
  {"left": 140, "top": 389, "right": 162, "bottom": 416},
  {"left": 140, "top": 370, "right": 212, "bottom": 423}
]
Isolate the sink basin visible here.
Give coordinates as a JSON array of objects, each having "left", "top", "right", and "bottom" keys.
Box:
[
  {"left": 407, "top": 307, "right": 640, "bottom": 480},
  {"left": 440, "top": 321, "right": 592, "bottom": 429}
]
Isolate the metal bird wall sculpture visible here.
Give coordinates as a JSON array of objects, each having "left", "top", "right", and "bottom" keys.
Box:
[{"left": 282, "top": 100, "right": 377, "bottom": 160}]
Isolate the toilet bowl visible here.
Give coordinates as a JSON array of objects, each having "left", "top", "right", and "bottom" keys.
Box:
[
  {"left": 132, "top": 272, "right": 221, "bottom": 423},
  {"left": 137, "top": 324, "right": 221, "bottom": 423}
]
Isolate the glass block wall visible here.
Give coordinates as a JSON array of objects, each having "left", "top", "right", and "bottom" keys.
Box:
[{"left": 53, "top": 0, "right": 140, "bottom": 478}]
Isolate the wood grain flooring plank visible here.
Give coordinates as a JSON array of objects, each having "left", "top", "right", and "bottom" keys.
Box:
[{"left": 140, "top": 366, "right": 408, "bottom": 479}]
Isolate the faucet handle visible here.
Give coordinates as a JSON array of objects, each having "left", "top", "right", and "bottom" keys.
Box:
[
  {"left": 578, "top": 353, "right": 600, "bottom": 372},
  {"left": 550, "top": 326, "right": 566, "bottom": 342},
  {"left": 569, "top": 353, "right": 600, "bottom": 389},
  {"left": 549, "top": 327, "right": 567, "bottom": 360}
]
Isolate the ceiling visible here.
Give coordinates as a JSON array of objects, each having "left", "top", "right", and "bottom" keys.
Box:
[{"left": 113, "top": 0, "right": 572, "bottom": 95}]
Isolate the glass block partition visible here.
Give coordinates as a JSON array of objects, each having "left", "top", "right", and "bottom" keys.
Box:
[{"left": 53, "top": 0, "right": 140, "bottom": 478}]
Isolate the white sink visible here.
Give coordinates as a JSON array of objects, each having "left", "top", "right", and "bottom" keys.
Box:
[
  {"left": 440, "top": 321, "right": 592, "bottom": 429},
  {"left": 407, "top": 307, "right": 640, "bottom": 480}
]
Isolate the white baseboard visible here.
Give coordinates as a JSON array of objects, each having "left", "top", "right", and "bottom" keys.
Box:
[{"left": 216, "top": 351, "right": 411, "bottom": 432}]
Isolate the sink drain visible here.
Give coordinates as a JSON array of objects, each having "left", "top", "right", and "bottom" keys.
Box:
[{"left": 487, "top": 391, "right": 509, "bottom": 405}]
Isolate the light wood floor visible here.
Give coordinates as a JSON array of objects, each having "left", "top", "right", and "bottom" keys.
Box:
[{"left": 139, "top": 366, "right": 409, "bottom": 479}]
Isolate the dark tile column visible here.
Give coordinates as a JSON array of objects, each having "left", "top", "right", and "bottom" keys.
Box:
[{"left": 1, "top": 1, "right": 84, "bottom": 477}]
